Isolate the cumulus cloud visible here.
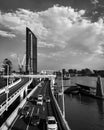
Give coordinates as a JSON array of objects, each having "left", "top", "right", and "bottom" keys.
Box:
[
  {"left": 91, "top": 0, "right": 99, "bottom": 5},
  {"left": 0, "top": 30, "right": 15, "bottom": 38},
  {"left": 0, "top": 5, "right": 104, "bottom": 69},
  {"left": 10, "top": 53, "right": 18, "bottom": 59}
]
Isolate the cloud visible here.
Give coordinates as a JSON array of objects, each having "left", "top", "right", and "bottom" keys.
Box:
[
  {"left": 0, "top": 30, "right": 15, "bottom": 38},
  {"left": 0, "top": 6, "right": 86, "bottom": 47},
  {"left": 10, "top": 53, "right": 18, "bottom": 59},
  {"left": 0, "top": 5, "right": 104, "bottom": 69},
  {"left": 38, "top": 41, "right": 55, "bottom": 48},
  {"left": 91, "top": 0, "right": 99, "bottom": 5}
]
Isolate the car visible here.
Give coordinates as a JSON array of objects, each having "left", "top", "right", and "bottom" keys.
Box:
[
  {"left": 37, "top": 99, "right": 43, "bottom": 105},
  {"left": 39, "top": 84, "right": 42, "bottom": 87},
  {"left": 46, "top": 96, "right": 50, "bottom": 103},
  {"left": 18, "top": 106, "right": 31, "bottom": 118},
  {"left": 27, "top": 96, "right": 37, "bottom": 104},
  {"left": 30, "top": 115, "right": 40, "bottom": 126},
  {"left": 38, "top": 95, "right": 43, "bottom": 100},
  {"left": 46, "top": 116, "right": 58, "bottom": 130}
]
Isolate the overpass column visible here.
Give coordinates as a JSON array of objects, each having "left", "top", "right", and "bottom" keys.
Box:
[
  {"left": 20, "top": 90, "right": 24, "bottom": 101},
  {"left": 96, "top": 76, "right": 104, "bottom": 97},
  {"left": 50, "top": 77, "right": 55, "bottom": 86},
  {"left": 25, "top": 86, "right": 28, "bottom": 95}
]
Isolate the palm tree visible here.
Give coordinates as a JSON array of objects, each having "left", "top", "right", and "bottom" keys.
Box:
[{"left": 2, "top": 58, "right": 13, "bottom": 75}]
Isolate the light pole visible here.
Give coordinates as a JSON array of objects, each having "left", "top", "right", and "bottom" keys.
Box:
[
  {"left": 4, "top": 64, "right": 9, "bottom": 111},
  {"left": 62, "top": 70, "right": 65, "bottom": 118}
]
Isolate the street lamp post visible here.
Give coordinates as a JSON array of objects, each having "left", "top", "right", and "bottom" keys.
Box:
[
  {"left": 4, "top": 64, "right": 9, "bottom": 111},
  {"left": 62, "top": 70, "right": 65, "bottom": 118}
]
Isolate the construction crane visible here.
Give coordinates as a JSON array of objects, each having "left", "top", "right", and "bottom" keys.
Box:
[
  {"left": 17, "top": 54, "right": 26, "bottom": 73},
  {"left": 21, "top": 54, "right": 26, "bottom": 73}
]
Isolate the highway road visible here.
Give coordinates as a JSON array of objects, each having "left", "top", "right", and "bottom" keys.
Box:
[
  {"left": 0, "top": 78, "right": 30, "bottom": 105},
  {"left": 9, "top": 79, "right": 50, "bottom": 130}
]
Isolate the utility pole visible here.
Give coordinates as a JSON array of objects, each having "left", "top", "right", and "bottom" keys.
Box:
[
  {"left": 5, "top": 64, "right": 9, "bottom": 111},
  {"left": 62, "top": 70, "right": 65, "bottom": 118}
]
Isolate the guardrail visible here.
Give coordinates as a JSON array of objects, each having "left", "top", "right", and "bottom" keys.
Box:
[
  {"left": 49, "top": 80, "right": 71, "bottom": 130},
  {"left": 0, "top": 79, "right": 21, "bottom": 94},
  {"left": 0, "top": 79, "right": 32, "bottom": 116},
  {"left": 0, "top": 82, "right": 41, "bottom": 130}
]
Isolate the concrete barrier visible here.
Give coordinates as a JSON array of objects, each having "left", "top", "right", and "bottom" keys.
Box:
[
  {"left": 51, "top": 93, "right": 71, "bottom": 130},
  {"left": 49, "top": 80, "right": 71, "bottom": 130},
  {"left": 0, "top": 82, "right": 41, "bottom": 130}
]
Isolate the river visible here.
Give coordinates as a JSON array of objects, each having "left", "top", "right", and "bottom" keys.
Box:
[{"left": 58, "top": 76, "right": 104, "bottom": 130}]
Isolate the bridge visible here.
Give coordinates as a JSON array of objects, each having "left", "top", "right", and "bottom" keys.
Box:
[{"left": 0, "top": 27, "right": 71, "bottom": 130}]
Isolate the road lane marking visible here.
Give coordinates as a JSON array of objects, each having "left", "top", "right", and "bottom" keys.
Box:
[
  {"left": 26, "top": 107, "right": 34, "bottom": 130},
  {"left": 43, "top": 106, "right": 45, "bottom": 111},
  {"left": 36, "top": 108, "right": 39, "bottom": 114}
]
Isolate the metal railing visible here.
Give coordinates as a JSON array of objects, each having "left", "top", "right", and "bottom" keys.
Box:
[{"left": 0, "top": 79, "right": 32, "bottom": 115}]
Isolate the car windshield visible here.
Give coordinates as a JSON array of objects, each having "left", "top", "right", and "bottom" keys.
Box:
[
  {"left": 35, "top": 116, "right": 39, "bottom": 119},
  {"left": 38, "top": 99, "right": 42, "bottom": 101},
  {"left": 32, "top": 116, "right": 39, "bottom": 120},
  {"left": 48, "top": 120, "right": 56, "bottom": 124},
  {"left": 24, "top": 107, "right": 29, "bottom": 110},
  {"left": 38, "top": 95, "right": 42, "bottom": 97}
]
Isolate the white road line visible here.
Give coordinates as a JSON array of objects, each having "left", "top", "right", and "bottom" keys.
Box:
[
  {"left": 43, "top": 106, "right": 45, "bottom": 111},
  {"left": 26, "top": 107, "right": 34, "bottom": 130},
  {"left": 36, "top": 108, "right": 39, "bottom": 115}
]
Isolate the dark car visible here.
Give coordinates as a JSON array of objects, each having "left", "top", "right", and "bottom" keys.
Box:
[
  {"left": 18, "top": 106, "right": 31, "bottom": 118},
  {"left": 27, "top": 96, "right": 37, "bottom": 102},
  {"left": 30, "top": 115, "right": 40, "bottom": 126},
  {"left": 46, "top": 96, "right": 50, "bottom": 103},
  {"left": 27, "top": 96, "right": 37, "bottom": 104}
]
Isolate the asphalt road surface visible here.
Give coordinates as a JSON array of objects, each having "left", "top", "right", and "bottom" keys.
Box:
[{"left": 9, "top": 80, "right": 53, "bottom": 130}]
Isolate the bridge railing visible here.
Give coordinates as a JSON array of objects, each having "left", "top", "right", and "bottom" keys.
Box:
[
  {"left": 0, "top": 79, "right": 32, "bottom": 116},
  {"left": 0, "top": 81, "right": 42, "bottom": 130},
  {"left": 0, "top": 78, "right": 21, "bottom": 94},
  {"left": 49, "top": 80, "right": 71, "bottom": 130}
]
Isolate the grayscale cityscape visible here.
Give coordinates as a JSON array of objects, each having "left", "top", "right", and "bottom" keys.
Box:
[{"left": 0, "top": 0, "right": 104, "bottom": 130}]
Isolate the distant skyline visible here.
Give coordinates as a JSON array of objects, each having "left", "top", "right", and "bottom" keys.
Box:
[{"left": 0, "top": 0, "right": 104, "bottom": 71}]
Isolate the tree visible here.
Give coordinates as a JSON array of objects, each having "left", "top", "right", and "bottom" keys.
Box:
[{"left": 2, "top": 58, "right": 13, "bottom": 75}]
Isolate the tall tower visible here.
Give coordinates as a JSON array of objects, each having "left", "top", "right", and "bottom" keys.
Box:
[{"left": 26, "top": 27, "right": 37, "bottom": 74}]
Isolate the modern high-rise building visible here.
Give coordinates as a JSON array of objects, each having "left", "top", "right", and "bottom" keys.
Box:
[{"left": 26, "top": 27, "right": 37, "bottom": 74}]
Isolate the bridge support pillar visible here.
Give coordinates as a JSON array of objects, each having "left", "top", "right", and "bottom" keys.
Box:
[
  {"left": 20, "top": 90, "right": 24, "bottom": 101},
  {"left": 51, "top": 77, "right": 55, "bottom": 86},
  {"left": 25, "top": 87, "right": 28, "bottom": 96},
  {"left": 96, "top": 76, "right": 104, "bottom": 97}
]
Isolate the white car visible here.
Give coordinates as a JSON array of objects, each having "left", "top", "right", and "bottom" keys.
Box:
[
  {"left": 38, "top": 95, "right": 43, "bottom": 100},
  {"left": 47, "top": 116, "right": 58, "bottom": 130},
  {"left": 37, "top": 99, "right": 43, "bottom": 105}
]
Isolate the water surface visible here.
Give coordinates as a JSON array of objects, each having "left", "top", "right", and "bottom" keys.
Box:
[
  {"left": 59, "top": 77, "right": 104, "bottom": 130},
  {"left": 65, "top": 94, "right": 104, "bottom": 130}
]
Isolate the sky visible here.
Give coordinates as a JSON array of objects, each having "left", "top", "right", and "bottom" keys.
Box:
[{"left": 0, "top": 0, "right": 104, "bottom": 71}]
